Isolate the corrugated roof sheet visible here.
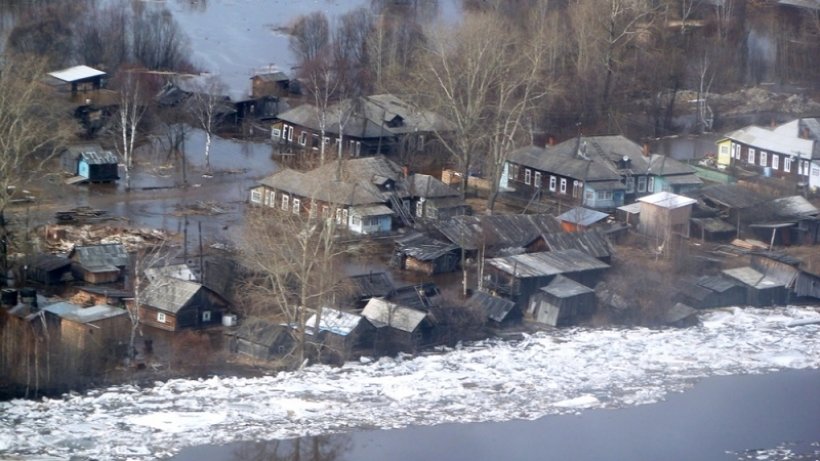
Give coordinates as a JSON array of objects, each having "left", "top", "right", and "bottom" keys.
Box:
[
  {"left": 44, "top": 302, "right": 125, "bottom": 324},
  {"left": 142, "top": 278, "right": 201, "bottom": 314},
  {"left": 699, "top": 184, "right": 769, "bottom": 209},
  {"left": 722, "top": 125, "right": 814, "bottom": 158},
  {"left": 486, "top": 249, "right": 610, "bottom": 278},
  {"left": 696, "top": 275, "right": 741, "bottom": 293},
  {"left": 48, "top": 65, "right": 106, "bottom": 83},
  {"left": 539, "top": 275, "right": 594, "bottom": 298},
  {"left": 361, "top": 298, "right": 428, "bottom": 332},
  {"left": 465, "top": 291, "right": 516, "bottom": 323},
  {"left": 306, "top": 307, "right": 363, "bottom": 337},
  {"left": 435, "top": 213, "right": 561, "bottom": 252},
  {"left": 556, "top": 207, "right": 609, "bottom": 226},
  {"left": 722, "top": 267, "right": 787, "bottom": 289},
  {"left": 350, "top": 204, "right": 394, "bottom": 217}
]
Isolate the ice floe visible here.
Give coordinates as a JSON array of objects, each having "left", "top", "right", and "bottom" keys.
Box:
[{"left": 0, "top": 306, "right": 819, "bottom": 460}]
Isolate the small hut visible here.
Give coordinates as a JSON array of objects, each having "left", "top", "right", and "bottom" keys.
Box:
[
  {"left": 394, "top": 232, "right": 460, "bottom": 275},
  {"left": 68, "top": 243, "right": 128, "bottom": 284},
  {"left": 637, "top": 191, "right": 696, "bottom": 239},
  {"left": 527, "top": 275, "right": 596, "bottom": 327}
]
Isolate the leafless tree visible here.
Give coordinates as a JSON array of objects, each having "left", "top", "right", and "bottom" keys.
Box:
[
  {"left": 298, "top": 56, "right": 340, "bottom": 165},
  {"left": 289, "top": 11, "right": 330, "bottom": 64},
  {"left": 131, "top": 2, "right": 193, "bottom": 70},
  {"left": 188, "top": 74, "right": 228, "bottom": 174},
  {"left": 126, "top": 242, "right": 171, "bottom": 364},
  {"left": 239, "top": 205, "right": 355, "bottom": 364},
  {"left": 113, "top": 70, "right": 148, "bottom": 190}
]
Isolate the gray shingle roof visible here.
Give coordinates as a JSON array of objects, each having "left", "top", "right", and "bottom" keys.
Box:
[
  {"left": 396, "top": 232, "right": 459, "bottom": 261},
  {"left": 435, "top": 213, "right": 562, "bottom": 252},
  {"left": 486, "top": 249, "right": 610, "bottom": 278},
  {"left": 556, "top": 207, "right": 609, "bottom": 226},
  {"left": 70, "top": 244, "right": 128, "bottom": 271},
  {"left": 539, "top": 275, "right": 594, "bottom": 298},
  {"left": 465, "top": 291, "right": 516, "bottom": 323},
  {"left": 306, "top": 307, "right": 363, "bottom": 337},
  {"left": 361, "top": 298, "right": 428, "bottom": 332},
  {"left": 541, "top": 231, "right": 613, "bottom": 259},
  {"left": 142, "top": 278, "right": 201, "bottom": 314}
]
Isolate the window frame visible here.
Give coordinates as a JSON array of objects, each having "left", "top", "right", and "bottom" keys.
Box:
[
  {"left": 559, "top": 178, "right": 567, "bottom": 194},
  {"left": 772, "top": 154, "right": 779, "bottom": 170},
  {"left": 748, "top": 148, "right": 755, "bottom": 164},
  {"left": 292, "top": 198, "right": 300, "bottom": 214},
  {"left": 549, "top": 175, "right": 557, "bottom": 192},
  {"left": 524, "top": 169, "right": 532, "bottom": 185},
  {"left": 760, "top": 151, "right": 767, "bottom": 167},
  {"left": 534, "top": 172, "right": 542, "bottom": 188},
  {"left": 250, "top": 189, "right": 262, "bottom": 203},
  {"left": 281, "top": 194, "right": 289, "bottom": 210},
  {"left": 157, "top": 312, "right": 166, "bottom": 323}
]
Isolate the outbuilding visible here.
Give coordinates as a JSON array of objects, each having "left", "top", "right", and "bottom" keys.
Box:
[
  {"left": 361, "top": 298, "right": 435, "bottom": 354},
  {"left": 527, "top": 275, "right": 596, "bottom": 327},
  {"left": 637, "top": 191, "right": 696, "bottom": 240}
]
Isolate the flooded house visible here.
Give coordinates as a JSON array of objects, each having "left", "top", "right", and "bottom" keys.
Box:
[
  {"left": 720, "top": 253, "right": 800, "bottom": 307},
  {"left": 716, "top": 118, "right": 819, "bottom": 187},
  {"left": 250, "top": 70, "right": 292, "bottom": 98},
  {"left": 271, "top": 93, "right": 452, "bottom": 157},
  {"left": 228, "top": 319, "right": 295, "bottom": 361},
  {"left": 674, "top": 275, "right": 747, "bottom": 309},
  {"left": 527, "top": 275, "right": 596, "bottom": 327},
  {"left": 393, "top": 232, "right": 460, "bottom": 275},
  {"left": 795, "top": 252, "right": 820, "bottom": 300},
  {"left": 361, "top": 298, "right": 436, "bottom": 354},
  {"left": 346, "top": 272, "right": 395, "bottom": 308},
  {"left": 483, "top": 249, "right": 609, "bottom": 310},
  {"left": 305, "top": 307, "right": 374, "bottom": 362},
  {"left": 501, "top": 135, "right": 701, "bottom": 211},
  {"left": 464, "top": 291, "right": 521, "bottom": 328},
  {"left": 138, "top": 278, "right": 229, "bottom": 331},
  {"left": 68, "top": 243, "right": 129, "bottom": 284},
  {"left": 249, "top": 156, "right": 462, "bottom": 234},
  {"left": 62, "top": 145, "right": 119, "bottom": 183}
]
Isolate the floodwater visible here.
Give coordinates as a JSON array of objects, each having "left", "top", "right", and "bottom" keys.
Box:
[{"left": 171, "top": 369, "right": 820, "bottom": 461}]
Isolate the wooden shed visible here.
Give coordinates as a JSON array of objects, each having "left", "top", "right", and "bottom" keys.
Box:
[
  {"left": 68, "top": 243, "right": 128, "bottom": 284},
  {"left": 305, "top": 306, "right": 374, "bottom": 362},
  {"left": 637, "top": 191, "right": 696, "bottom": 240},
  {"left": 393, "top": 232, "right": 460, "bottom": 275},
  {"left": 138, "top": 278, "right": 229, "bottom": 331},
  {"left": 465, "top": 291, "right": 521, "bottom": 328},
  {"left": 527, "top": 275, "right": 596, "bottom": 327},
  {"left": 229, "top": 319, "right": 295, "bottom": 361},
  {"left": 346, "top": 272, "right": 395, "bottom": 308},
  {"left": 361, "top": 298, "right": 435, "bottom": 355},
  {"left": 722, "top": 267, "right": 790, "bottom": 307},
  {"left": 556, "top": 207, "right": 609, "bottom": 233},
  {"left": 675, "top": 275, "right": 747, "bottom": 309},
  {"left": 26, "top": 254, "right": 72, "bottom": 285},
  {"left": 63, "top": 145, "right": 119, "bottom": 182}
]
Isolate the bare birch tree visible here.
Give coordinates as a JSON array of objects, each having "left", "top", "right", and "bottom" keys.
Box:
[
  {"left": 114, "top": 71, "right": 148, "bottom": 191},
  {"left": 188, "top": 74, "right": 227, "bottom": 175}
]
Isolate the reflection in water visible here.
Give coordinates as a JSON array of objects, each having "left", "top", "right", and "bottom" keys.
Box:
[{"left": 228, "top": 435, "right": 351, "bottom": 461}]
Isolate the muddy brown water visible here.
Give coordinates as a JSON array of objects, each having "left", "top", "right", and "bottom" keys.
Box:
[{"left": 171, "top": 369, "right": 820, "bottom": 461}]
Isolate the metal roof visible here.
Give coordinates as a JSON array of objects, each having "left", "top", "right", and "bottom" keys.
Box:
[
  {"left": 350, "top": 204, "right": 394, "bottom": 217},
  {"left": 79, "top": 150, "right": 118, "bottom": 165},
  {"left": 698, "top": 184, "right": 769, "bottom": 209},
  {"left": 252, "top": 71, "right": 289, "bottom": 82},
  {"left": 44, "top": 302, "right": 125, "bottom": 324},
  {"left": 696, "top": 275, "right": 741, "bottom": 293},
  {"left": 539, "top": 275, "right": 594, "bottom": 298},
  {"left": 507, "top": 145, "right": 622, "bottom": 182},
  {"left": 662, "top": 174, "right": 703, "bottom": 186},
  {"left": 70, "top": 244, "right": 128, "bottom": 271},
  {"left": 722, "top": 267, "right": 787, "bottom": 289},
  {"left": 556, "top": 207, "right": 609, "bottom": 226},
  {"left": 617, "top": 202, "right": 642, "bottom": 214},
  {"left": 465, "top": 291, "right": 516, "bottom": 323},
  {"left": 144, "top": 264, "right": 199, "bottom": 283},
  {"left": 141, "top": 278, "right": 202, "bottom": 314},
  {"left": 435, "top": 213, "right": 561, "bottom": 252},
  {"left": 361, "top": 298, "right": 428, "bottom": 332},
  {"left": 406, "top": 174, "right": 459, "bottom": 199},
  {"left": 722, "top": 125, "right": 814, "bottom": 159},
  {"left": 306, "top": 307, "right": 363, "bottom": 337},
  {"left": 395, "top": 232, "right": 459, "bottom": 261},
  {"left": 48, "top": 65, "right": 106, "bottom": 83},
  {"left": 637, "top": 191, "right": 696, "bottom": 209},
  {"left": 486, "top": 249, "right": 610, "bottom": 278}
]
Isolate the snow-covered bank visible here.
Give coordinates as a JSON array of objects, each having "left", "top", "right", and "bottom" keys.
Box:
[{"left": 1, "top": 307, "right": 819, "bottom": 460}]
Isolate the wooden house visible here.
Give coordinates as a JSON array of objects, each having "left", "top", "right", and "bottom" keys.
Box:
[
  {"left": 305, "top": 307, "right": 374, "bottom": 362},
  {"left": 538, "top": 231, "right": 613, "bottom": 263},
  {"left": 556, "top": 207, "right": 609, "bottom": 233},
  {"left": 405, "top": 173, "right": 469, "bottom": 220},
  {"left": 722, "top": 266, "right": 793, "bottom": 307},
  {"left": 501, "top": 136, "right": 701, "bottom": 211},
  {"left": 26, "top": 254, "right": 72, "bottom": 285},
  {"left": 41, "top": 302, "right": 130, "bottom": 373},
  {"left": 716, "top": 118, "right": 819, "bottom": 187},
  {"left": 138, "top": 278, "right": 229, "bottom": 331},
  {"left": 63, "top": 145, "right": 119, "bottom": 183},
  {"left": 71, "top": 286, "right": 133, "bottom": 308},
  {"left": 484, "top": 249, "right": 609, "bottom": 310},
  {"left": 346, "top": 272, "right": 395, "bottom": 308},
  {"left": 674, "top": 275, "right": 747, "bottom": 309},
  {"left": 393, "top": 232, "right": 460, "bottom": 275},
  {"left": 465, "top": 291, "right": 521, "bottom": 328},
  {"left": 636, "top": 192, "right": 696, "bottom": 240},
  {"left": 386, "top": 283, "right": 442, "bottom": 311},
  {"left": 527, "top": 275, "right": 596, "bottom": 327},
  {"left": 250, "top": 70, "right": 291, "bottom": 98},
  {"left": 229, "top": 319, "right": 295, "bottom": 361},
  {"left": 435, "top": 213, "right": 562, "bottom": 258},
  {"left": 68, "top": 243, "right": 128, "bottom": 284},
  {"left": 795, "top": 253, "right": 820, "bottom": 300},
  {"left": 271, "top": 94, "right": 452, "bottom": 157},
  {"left": 361, "top": 298, "right": 435, "bottom": 354}
]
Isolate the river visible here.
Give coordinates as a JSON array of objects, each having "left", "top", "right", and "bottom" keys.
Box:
[{"left": 1, "top": 306, "right": 818, "bottom": 460}]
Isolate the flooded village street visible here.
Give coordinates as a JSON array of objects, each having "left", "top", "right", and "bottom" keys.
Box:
[{"left": 1, "top": 0, "right": 820, "bottom": 460}]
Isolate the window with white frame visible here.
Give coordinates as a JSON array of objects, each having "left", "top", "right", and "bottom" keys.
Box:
[
  {"left": 748, "top": 148, "right": 755, "bottom": 164},
  {"left": 202, "top": 311, "right": 211, "bottom": 322},
  {"left": 524, "top": 169, "right": 532, "bottom": 185},
  {"left": 292, "top": 198, "right": 300, "bottom": 214},
  {"left": 355, "top": 141, "right": 361, "bottom": 156},
  {"left": 801, "top": 160, "right": 809, "bottom": 176},
  {"left": 534, "top": 172, "right": 542, "bottom": 188},
  {"left": 549, "top": 175, "right": 557, "bottom": 191},
  {"left": 268, "top": 191, "right": 275, "bottom": 207},
  {"left": 299, "top": 132, "right": 307, "bottom": 146},
  {"left": 772, "top": 154, "right": 779, "bottom": 170},
  {"left": 559, "top": 178, "right": 567, "bottom": 194},
  {"left": 572, "top": 180, "right": 582, "bottom": 198},
  {"left": 733, "top": 143, "right": 741, "bottom": 159},
  {"left": 272, "top": 127, "right": 281, "bottom": 139},
  {"left": 760, "top": 151, "right": 767, "bottom": 166},
  {"left": 336, "top": 208, "right": 343, "bottom": 224},
  {"left": 648, "top": 176, "right": 655, "bottom": 192},
  {"left": 281, "top": 194, "right": 289, "bottom": 210},
  {"left": 784, "top": 156, "right": 792, "bottom": 172},
  {"left": 250, "top": 189, "right": 262, "bottom": 203},
  {"left": 157, "top": 312, "right": 166, "bottom": 323},
  {"left": 597, "top": 190, "right": 612, "bottom": 200},
  {"left": 287, "top": 126, "right": 294, "bottom": 142},
  {"left": 342, "top": 208, "right": 349, "bottom": 224},
  {"left": 637, "top": 176, "right": 647, "bottom": 192}
]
